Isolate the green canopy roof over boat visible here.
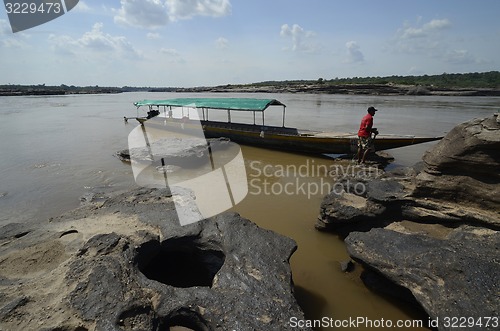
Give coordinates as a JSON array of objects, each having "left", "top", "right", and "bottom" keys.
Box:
[{"left": 134, "top": 98, "right": 285, "bottom": 111}]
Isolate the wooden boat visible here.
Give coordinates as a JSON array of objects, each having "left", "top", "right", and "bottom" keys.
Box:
[{"left": 132, "top": 98, "right": 443, "bottom": 155}]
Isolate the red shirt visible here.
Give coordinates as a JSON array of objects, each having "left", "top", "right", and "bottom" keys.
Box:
[{"left": 358, "top": 113, "right": 373, "bottom": 137}]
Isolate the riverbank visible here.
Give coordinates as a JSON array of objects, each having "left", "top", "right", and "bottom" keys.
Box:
[
  {"left": 0, "top": 85, "right": 125, "bottom": 96},
  {"left": 317, "top": 114, "right": 500, "bottom": 330},
  {"left": 0, "top": 189, "right": 310, "bottom": 331},
  {"left": 174, "top": 83, "right": 500, "bottom": 96},
  {"left": 2, "top": 82, "right": 500, "bottom": 97}
]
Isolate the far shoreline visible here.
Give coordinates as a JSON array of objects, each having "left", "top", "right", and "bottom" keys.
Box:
[
  {"left": 3, "top": 70, "right": 500, "bottom": 97},
  {"left": 2, "top": 83, "right": 500, "bottom": 97},
  {"left": 170, "top": 83, "right": 500, "bottom": 96}
]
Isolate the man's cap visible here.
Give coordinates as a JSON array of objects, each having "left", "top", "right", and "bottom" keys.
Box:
[{"left": 367, "top": 106, "right": 378, "bottom": 112}]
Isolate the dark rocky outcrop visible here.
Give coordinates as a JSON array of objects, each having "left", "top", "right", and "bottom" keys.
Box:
[
  {"left": 0, "top": 188, "right": 309, "bottom": 331},
  {"left": 316, "top": 114, "right": 500, "bottom": 330},
  {"left": 345, "top": 225, "right": 499, "bottom": 330},
  {"left": 315, "top": 167, "right": 413, "bottom": 234},
  {"left": 412, "top": 115, "right": 500, "bottom": 226},
  {"left": 317, "top": 114, "right": 500, "bottom": 231}
]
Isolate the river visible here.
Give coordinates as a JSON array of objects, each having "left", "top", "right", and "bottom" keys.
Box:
[{"left": 0, "top": 92, "right": 497, "bottom": 330}]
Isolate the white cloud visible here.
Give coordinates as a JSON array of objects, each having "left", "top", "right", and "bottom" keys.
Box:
[
  {"left": 0, "top": 19, "right": 12, "bottom": 35},
  {"left": 147, "top": 32, "right": 161, "bottom": 40},
  {"left": 158, "top": 47, "right": 186, "bottom": 64},
  {"left": 113, "top": 0, "right": 231, "bottom": 29},
  {"left": 393, "top": 18, "right": 452, "bottom": 55},
  {"left": 215, "top": 37, "right": 228, "bottom": 49},
  {"left": 345, "top": 41, "right": 364, "bottom": 63},
  {"left": 79, "top": 23, "right": 117, "bottom": 51},
  {"left": 48, "top": 34, "right": 77, "bottom": 55},
  {"left": 398, "top": 18, "right": 451, "bottom": 40},
  {"left": 424, "top": 19, "right": 451, "bottom": 31},
  {"left": 0, "top": 19, "right": 31, "bottom": 48},
  {"left": 49, "top": 23, "right": 142, "bottom": 59},
  {"left": 166, "top": 0, "right": 231, "bottom": 21},
  {"left": 2, "top": 38, "right": 26, "bottom": 48},
  {"left": 444, "top": 49, "right": 476, "bottom": 65},
  {"left": 389, "top": 17, "right": 488, "bottom": 70},
  {"left": 114, "top": 0, "right": 170, "bottom": 29},
  {"left": 280, "top": 23, "right": 317, "bottom": 52},
  {"left": 72, "top": 1, "right": 91, "bottom": 12},
  {"left": 280, "top": 23, "right": 302, "bottom": 51},
  {"left": 160, "top": 48, "right": 180, "bottom": 56}
]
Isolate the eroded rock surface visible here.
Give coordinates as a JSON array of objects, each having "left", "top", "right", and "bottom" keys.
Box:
[
  {"left": 0, "top": 188, "right": 309, "bottom": 331},
  {"left": 345, "top": 226, "right": 499, "bottom": 330},
  {"left": 317, "top": 114, "right": 500, "bottom": 231},
  {"left": 413, "top": 115, "right": 500, "bottom": 227},
  {"left": 316, "top": 115, "right": 500, "bottom": 330}
]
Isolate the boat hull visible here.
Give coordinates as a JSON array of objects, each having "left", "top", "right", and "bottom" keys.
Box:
[
  {"left": 203, "top": 125, "right": 441, "bottom": 154},
  {"left": 137, "top": 117, "right": 442, "bottom": 155}
]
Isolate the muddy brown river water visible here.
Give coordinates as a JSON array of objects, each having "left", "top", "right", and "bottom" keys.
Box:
[{"left": 232, "top": 145, "right": 429, "bottom": 330}]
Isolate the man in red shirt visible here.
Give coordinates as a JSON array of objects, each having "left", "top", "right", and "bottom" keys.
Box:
[{"left": 356, "top": 106, "right": 379, "bottom": 164}]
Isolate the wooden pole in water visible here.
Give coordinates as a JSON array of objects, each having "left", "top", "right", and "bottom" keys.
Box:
[{"left": 282, "top": 105, "right": 286, "bottom": 127}]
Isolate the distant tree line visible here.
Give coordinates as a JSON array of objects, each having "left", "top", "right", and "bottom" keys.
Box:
[
  {"left": 1, "top": 71, "right": 499, "bottom": 96},
  {"left": 250, "top": 71, "right": 500, "bottom": 89},
  {"left": 0, "top": 84, "right": 125, "bottom": 96}
]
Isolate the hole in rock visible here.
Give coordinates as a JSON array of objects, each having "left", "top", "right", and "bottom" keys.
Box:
[
  {"left": 14, "top": 231, "right": 30, "bottom": 239},
  {"left": 166, "top": 308, "right": 209, "bottom": 331},
  {"left": 52, "top": 327, "right": 88, "bottom": 331},
  {"left": 137, "top": 237, "right": 225, "bottom": 288},
  {"left": 59, "top": 229, "right": 79, "bottom": 238},
  {"left": 118, "top": 306, "right": 158, "bottom": 331}
]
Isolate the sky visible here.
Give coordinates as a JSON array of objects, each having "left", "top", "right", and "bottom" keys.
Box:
[{"left": 1, "top": 0, "right": 499, "bottom": 87}]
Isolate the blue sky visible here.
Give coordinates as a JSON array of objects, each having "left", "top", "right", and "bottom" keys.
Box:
[{"left": 1, "top": 0, "right": 499, "bottom": 87}]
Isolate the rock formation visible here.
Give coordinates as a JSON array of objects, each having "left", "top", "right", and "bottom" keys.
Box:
[
  {"left": 316, "top": 114, "right": 500, "bottom": 330},
  {"left": 0, "top": 188, "right": 310, "bottom": 331},
  {"left": 412, "top": 115, "right": 500, "bottom": 227},
  {"left": 345, "top": 225, "right": 499, "bottom": 329},
  {"left": 317, "top": 114, "right": 500, "bottom": 231}
]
